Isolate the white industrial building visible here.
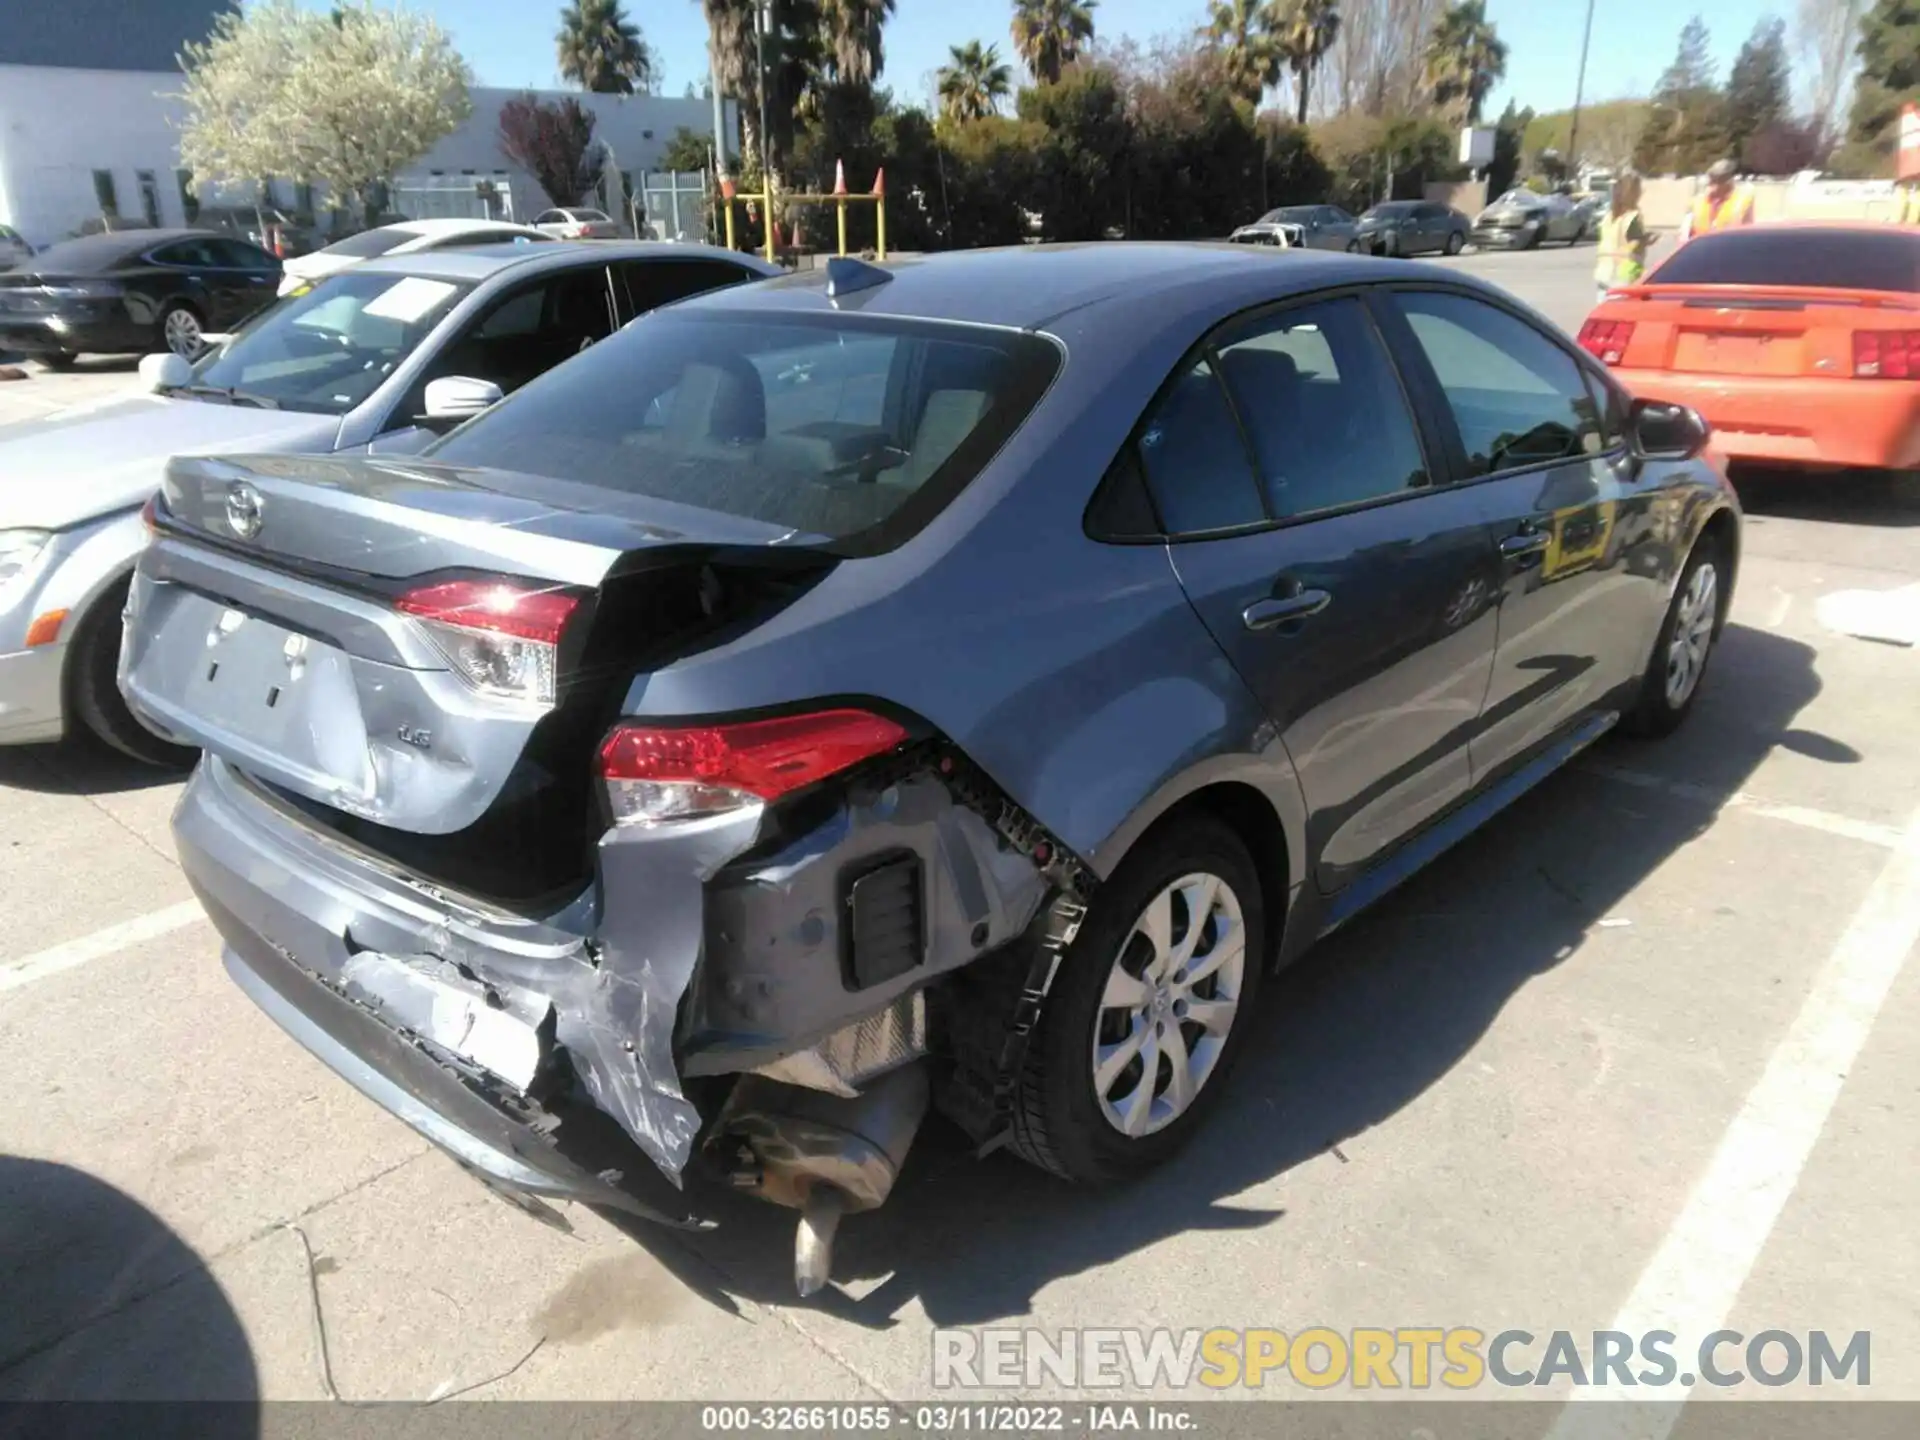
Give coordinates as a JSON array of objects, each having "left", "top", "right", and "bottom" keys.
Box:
[{"left": 0, "top": 0, "right": 728, "bottom": 249}]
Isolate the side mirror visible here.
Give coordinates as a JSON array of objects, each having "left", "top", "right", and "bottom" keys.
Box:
[
  {"left": 1631, "top": 399, "right": 1710, "bottom": 460},
  {"left": 421, "top": 375, "right": 503, "bottom": 426},
  {"left": 139, "top": 352, "right": 194, "bottom": 392}
]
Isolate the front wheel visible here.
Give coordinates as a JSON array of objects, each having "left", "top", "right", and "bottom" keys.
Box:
[
  {"left": 69, "top": 580, "right": 197, "bottom": 768},
  {"left": 1009, "top": 816, "right": 1266, "bottom": 1185},
  {"left": 1444, "top": 231, "right": 1465, "bottom": 256},
  {"left": 1624, "top": 541, "right": 1724, "bottom": 737}
]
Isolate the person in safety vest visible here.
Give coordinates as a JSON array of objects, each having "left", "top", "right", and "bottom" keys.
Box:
[
  {"left": 1595, "top": 171, "right": 1649, "bottom": 298},
  {"left": 1678, "top": 158, "right": 1753, "bottom": 243}
]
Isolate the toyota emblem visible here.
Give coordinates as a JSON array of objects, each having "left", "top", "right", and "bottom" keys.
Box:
[{"left": 225, "top": 481, "right": 263, "bottom": 541}]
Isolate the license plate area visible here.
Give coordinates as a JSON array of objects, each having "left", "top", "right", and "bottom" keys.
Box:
[{"left": 1674, "top": 330, "right": 1805, "bottom": 375}]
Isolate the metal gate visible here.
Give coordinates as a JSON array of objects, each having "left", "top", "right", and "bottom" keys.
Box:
[{"left": 638, "top": 171, "right": 711, "bottom": 243}]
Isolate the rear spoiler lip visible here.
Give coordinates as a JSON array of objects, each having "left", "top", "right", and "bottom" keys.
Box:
[{"left": 1609, "top": 282, "right": 1920, "bottom": 309}]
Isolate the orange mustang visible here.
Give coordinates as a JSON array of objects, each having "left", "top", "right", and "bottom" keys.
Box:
[{"left": 1579, "top": 222, "right": 1920, "bottom": 471}]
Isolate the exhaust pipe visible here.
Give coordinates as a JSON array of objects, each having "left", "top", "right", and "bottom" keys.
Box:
[{"left": 713, "top": 1062, "right": 929, "bottom": 1296}]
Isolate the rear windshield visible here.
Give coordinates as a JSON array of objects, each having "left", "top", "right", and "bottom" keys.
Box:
[
  {"left": 1649, "top": 228, "right": 1920, "bottom": 293},
  {"left": 427, "top": 312, "right": 1061, "bottom": 552},
  {"left": 314, "top": 227, "right": 419, "bottom": 260}
]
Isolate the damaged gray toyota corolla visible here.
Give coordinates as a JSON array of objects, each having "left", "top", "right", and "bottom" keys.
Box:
[{"left": 119, "top": 244, "right": 1739, "bottom": 1294}]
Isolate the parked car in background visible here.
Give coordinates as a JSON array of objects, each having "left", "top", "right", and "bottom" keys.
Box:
[
  {"left": 534, "top": 206, "right": 622, "bottom": 239},
  {"left": 0, "top": 228, "right": 280, "bottom": 364},
  {"left": 0, "top": 241, "right": 774, "bottom": 761},
  {"left": 277, "top": 218, "right": 553, "bottom": 295},
  {"left": 1471, "top": 189, "right": 1588, "bottom": 249},
  {"left": 1356, "top": 200, "right": 1471, "bottom": 256},
  {"left": 0, "top": 225, "right": 31, "bottom": 270},
  {"left": 118, "top": 245, "right": 1737, "bottom": 1299},
  {"left": 196, "top": 206, "right": 321, "bottom": 259},
  {"left": 1582, "top": 223, "right": 1920, "bottom": 471},
  {"left": 1228, "top": 205, "right": 1361, "bottom": 251}
]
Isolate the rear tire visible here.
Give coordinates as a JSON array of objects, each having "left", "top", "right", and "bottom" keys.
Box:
[
  {"left": 1444, "top": 231, "right": 1464, "bottom": 256},
  {"left": 69, "top": 580, "right": 197, "bottom": 768},
  {"left": 158, "top": 303, "right": 204, "bottom": 359},
  {"left": 1009, "top": 816, "right": 1266, "bottom": 1185},
  {"left": 1623, "top": 539, "right": 1725, "bottom": 738}
]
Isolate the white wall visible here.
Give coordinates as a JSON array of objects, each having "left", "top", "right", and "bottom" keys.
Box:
[{"left": 0, "top": 65, "right": 730, "bottom": 247}]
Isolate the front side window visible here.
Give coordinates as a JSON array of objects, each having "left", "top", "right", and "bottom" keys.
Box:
[
  {"left": 1214, "top": 296, "right": 1429, "bottom": 519},
  {"left": 189, "top": 270, "right": 472, "bottom": 413},
  {"left": 426, "top": 312, "right": 1060, "bottom": 550},
  {"left": 1393, "top": 291, "right": 1606, "bottom": 476}
]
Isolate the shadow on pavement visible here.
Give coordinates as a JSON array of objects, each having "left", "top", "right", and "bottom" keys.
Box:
[
  {"left": 0, "top": 1156, "right": 258, "bottom": 1417},
  {"left": 1731, "top": 465, "right": 1920, "bottom": 529},
  {"left": 630, "top": 622, "right": 1834, "bottom": 1328},
  {"left": 0, "top": 736, "right": 188, "bottom": 797}
]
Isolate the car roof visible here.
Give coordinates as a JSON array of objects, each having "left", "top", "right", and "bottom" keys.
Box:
[
  {"left": 345, "top": 239, "right": 779, "bottom": 284},
  {"left": 19, "top": 228, "right": 231, "bottom": 270},
  {"left": 674, "top": 242, "right": 1464, "bottom": 331}
]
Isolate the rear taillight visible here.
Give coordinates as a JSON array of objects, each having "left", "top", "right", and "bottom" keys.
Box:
[
  {"left": 597, "top": 709, "right": 910, "bottom": 827},
  {"left": 140, "top": 493, "right": 160, "bottom": 534},
  {"left": 396, "top": 579, "right": 579, "bottom": 706},
  {"left": 1577, "top": 317, "right": 1635, "bottom": 366},
  {"left": 1853, "top": 330, "right": 1920, "bottom": 379}
]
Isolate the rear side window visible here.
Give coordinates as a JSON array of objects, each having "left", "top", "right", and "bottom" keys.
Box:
[
  {"left": 1213, "top": 297, "right": 1429, "bottom": 519},
  {"left": 1134, "top": 359, "right": 1266, "bottom": 534},
  {"left": 426, "top": 312, "right": 1060, "bottom": 552},
  {"left": 1649, "top": 228, "right": 1920, "bottom": 293},
  {"left": 1393, "top": 291, "right": 1605, "bottom": 475}
]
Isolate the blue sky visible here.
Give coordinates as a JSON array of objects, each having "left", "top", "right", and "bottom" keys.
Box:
[{"left": 304, "top": 1, "right": 1793, "bottom": 115}]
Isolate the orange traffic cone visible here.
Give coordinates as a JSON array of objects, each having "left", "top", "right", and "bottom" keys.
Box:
[
  {"left": 833, "top": 160, "right": 848, "bottom": 197},
  {"left": 871, "top": 167, "right": 885, "bottom": 197}
]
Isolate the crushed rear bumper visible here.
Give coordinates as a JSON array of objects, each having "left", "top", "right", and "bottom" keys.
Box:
[{"left": 174, "top": 754, "right": 711, "bottom": 1223}]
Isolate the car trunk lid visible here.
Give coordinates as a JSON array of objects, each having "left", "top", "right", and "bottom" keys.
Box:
[
  {"left": 123, "top": 452, "right": 836, "bottom": 874},
  {"left": 1608, "top": 284, "right": 1920, "bottom": 377}
]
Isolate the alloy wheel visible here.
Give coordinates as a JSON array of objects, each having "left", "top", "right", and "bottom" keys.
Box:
[
  {"left": 1664, "top": 561, "right": 1718, "bottom": 708},
  {"left": 1092, "top": 872, "right": 1247, "bottom": 1138},
  {"left": 163, "top": 308, "right": 203, "bottom": 357}
]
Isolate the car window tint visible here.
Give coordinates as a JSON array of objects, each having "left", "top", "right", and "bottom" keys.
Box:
[
  {"left": 615, "top": 259, "right": 754, "bottom": 317},
  {"left": 209, "top": 238, "right": 272, "bottom": 268},
  {"left": 1134, "top": 359, "right": 1265, "bottom": 535},
  {"left": 534, "top": 210, "right": 563, "bottom": 224},
  {"left": 424, "top": 313, "right": 1059, "bottom": 550},
  {"left": 1394, "top": 291, "right": 1605, "bottom": 475},
  {"left": 153, "top": 239, "right": 220, "bottom": 267},
  {"left": 1648, "top": 227, "right": 1920, "bottom": 292},
  {"left": 406, "top": 268, "right": 614, "bottom": 409},
  {"left": 1214, "top": 297, "right": 1429, "bottom": 520}
]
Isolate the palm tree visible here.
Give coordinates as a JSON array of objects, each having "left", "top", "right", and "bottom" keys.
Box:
[
  {"left": 1274, "top": 0, "right": 1339, "bottom": 125},
  {"left": 1205, "top": 0, "right": 1282, "bottom": 111},
  {"left": 937, "top": 40, "right": 1013, "bottom": 122},
  {"left": 1423, "top": 0, "right": 1507, "bottom": 125},
  {"left": 1010, "top": 0, "right": 1098, "bottom": 86},
  {"left": 556, "top": 0, "right": 654, "bottom": 95},
  {"left": 817, "top": 0, "right": 895, "bottom": 88},
  {"left": 701, "top": 0, "right": 815, "bottom": 188}
]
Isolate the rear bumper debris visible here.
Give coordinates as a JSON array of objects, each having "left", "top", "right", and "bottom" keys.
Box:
[{"left": 175, "top": 739, "right": 1077, "bottom": 1261}]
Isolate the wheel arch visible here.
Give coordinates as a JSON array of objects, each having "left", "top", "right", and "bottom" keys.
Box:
[
  {"left": 1101, "top": 777, "right": 1298, "bottom": 972},
  {"left": 1695, "top": 505, "right": 1740, "bottom": 631}
]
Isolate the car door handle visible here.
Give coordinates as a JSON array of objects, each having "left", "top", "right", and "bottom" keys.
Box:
[
  {"left": 1243, "top": 589, "right": 1332, "bottom": 632},
  {"left": 1499, "top": 528, "right": 1551, "bottom": 562}
]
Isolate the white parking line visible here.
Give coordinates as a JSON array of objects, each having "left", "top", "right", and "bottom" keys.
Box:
[
  {"left": 0, "top": 900, "right": 206, "bottom": 996},
  {"left": 1547, "top": 804, "right": 1920, "bottom": 1439},
  {"left": 1580, "top": 762, "right": 1906, "bottom": 849}
]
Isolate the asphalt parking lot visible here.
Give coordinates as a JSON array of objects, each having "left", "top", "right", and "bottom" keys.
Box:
[{"left": 3, "top": 240, "right": 1919, "bottom": 1419}]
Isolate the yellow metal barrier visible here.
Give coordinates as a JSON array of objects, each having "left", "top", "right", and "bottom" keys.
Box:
[{"left": 720, "top": 162, "right": 888, "bottom": 263}]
